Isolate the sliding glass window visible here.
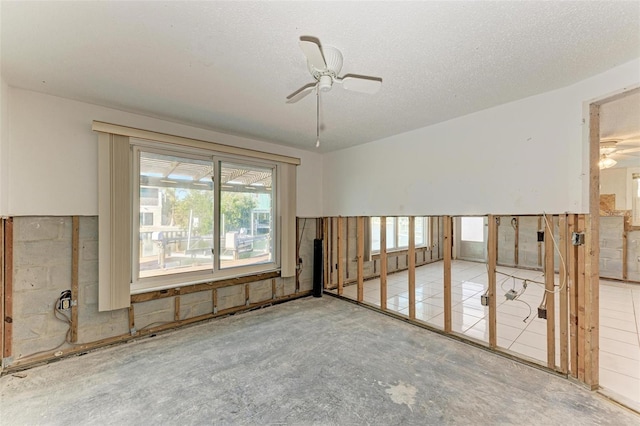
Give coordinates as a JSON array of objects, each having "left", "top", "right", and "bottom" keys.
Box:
[{"left": 132, "top": 145, "right": 278, "bottom": 291}]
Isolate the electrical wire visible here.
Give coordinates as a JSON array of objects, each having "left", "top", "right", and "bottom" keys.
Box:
[
  {"left": 541, "top": 212, "right": 568, "bottom": 295},
  {"left": 296, "top": 218, "right": 308, "bottom": 278},
  {"left": 23, "top": 294, "right": 76, "bottom": 359}
]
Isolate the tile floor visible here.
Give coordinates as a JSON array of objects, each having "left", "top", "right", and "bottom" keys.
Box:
[{"left": 333, "top": 260, "right": 640, "bottom": 408}]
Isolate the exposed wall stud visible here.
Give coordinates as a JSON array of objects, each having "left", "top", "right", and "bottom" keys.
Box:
[
  {"left": 408, "top": 216, "right": 416, "bottom": 320},
  {"left": 71, "top": 216, "right": 80, "bottom": 343},
  {"left": 174, "top": 296, "right": 181, "bottom": 321},
  {"left": 380, "top": 217, "right": 388, "bottom": 311},
  {"left": 568, "top": 214, "right": 579, "bottom": 378},
  {"left": 357, "top": 217, "right": 364, "bottom": 302},
  {"left": 559, "top": 214, "right": 569, "bottom": 374},
  {"left": 3, "top": 218, "right": 13, "bottom": 358},
  {"left": 544, "top": 214, "right": 555, "bottom": 369},
  {"left": 337, "top": 217, "right": 344, "bottom": 295},
  {"left": 488, "top": 215, "right": 497, "bottom": 348},
  {"left": 443, "top": 216, "right": 452, "bottom": 333}
]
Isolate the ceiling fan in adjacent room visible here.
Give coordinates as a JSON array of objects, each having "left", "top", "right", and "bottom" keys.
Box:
[
  {"left": 286, "top": 36, "right": 382, "bottom": 148},
  {"left": 599, "top": 139, "right": 640, "bottom": 169}
]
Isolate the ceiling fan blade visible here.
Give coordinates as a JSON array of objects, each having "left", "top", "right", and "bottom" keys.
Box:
[
  {"left": 614, "top": 146, "right": 640, "bottom": 155},
  {"left": 341, "top": 74, "right": 382, "bottom": 94},
  {"left": 299, "top": 36, "right": 326, "bottom": 70},
  {"left": 286, "top": 83, "right": 317, "bottom": 104}
]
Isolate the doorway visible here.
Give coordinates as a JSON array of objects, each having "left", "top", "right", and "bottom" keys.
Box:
[{"left": 593, "top": 87, "right": 640, "bottom": 409}]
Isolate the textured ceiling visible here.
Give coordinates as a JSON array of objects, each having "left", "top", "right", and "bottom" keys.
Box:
[{"left": 2, "top": 1, "right": 639, "bottom": 153}]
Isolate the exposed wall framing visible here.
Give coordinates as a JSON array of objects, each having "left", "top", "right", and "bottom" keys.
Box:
[
  {"left": 1, "top": 216, "right": 316, "bottom": 373},
  {"left": 323, "top": 213, "right": 596, "bottom": 390}
]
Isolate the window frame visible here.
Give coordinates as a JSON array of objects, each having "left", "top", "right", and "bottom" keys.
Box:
[
  {"left": 370, "top": 216, "right": 430, "bottom": 254},
  {"left": 131, "top": 141, "right": 280, "bottom": 293},
  {"left": 95, "top": 121, "right": 299, "bottom": 310}
]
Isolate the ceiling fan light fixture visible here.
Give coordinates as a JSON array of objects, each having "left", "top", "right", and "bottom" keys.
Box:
[
  {"left": 598, "top": 154, "right": 617, "bottom": 169},
  {"left": 318, "top": 75, "right": 333, "bottom": 92}
]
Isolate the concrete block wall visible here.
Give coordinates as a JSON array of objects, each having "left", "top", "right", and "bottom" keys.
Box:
[
  {"left": 516, "top": 217, "right": 542, "bottom": 269},
  {"left": 599, "top": 216, "right": 624, "bottom": 280},
  {"left": 497, "top": 216, "right": 517, "bottom": 266},
  {"left": 7, "top": 216, "right": 315, "bottom": 365},
  {"left": 12, "top": 217, "right": 76, "bottom": 359}
]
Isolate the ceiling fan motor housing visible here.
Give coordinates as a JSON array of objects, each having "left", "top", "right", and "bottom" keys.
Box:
[{"left": 308, "top": 45, "right": 343, "bottom": 80}]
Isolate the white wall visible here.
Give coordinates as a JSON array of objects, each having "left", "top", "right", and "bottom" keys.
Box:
[
  {"left": 2, "top": 88, "right": 323, "bottom": 217},
  {"left": 0, "top": 78, "right": 7, "bottom": 214},
  {"left": 323, "top": 59, "right": 640, "bottom": 216}
]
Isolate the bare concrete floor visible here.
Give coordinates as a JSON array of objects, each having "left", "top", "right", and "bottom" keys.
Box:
[{"left": 1, "top": 296, "right": 638, "bottom": 425}]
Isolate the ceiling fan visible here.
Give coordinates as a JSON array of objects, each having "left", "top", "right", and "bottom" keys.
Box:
[
  {"left": 599, "top": 139, "right": 640, "bottom": 169},
  {"left": 286, "top": 36, "right": 383, "bottom": 148},
  {"left": 286, "top": 36, "right": 383, "bottom": 104}
]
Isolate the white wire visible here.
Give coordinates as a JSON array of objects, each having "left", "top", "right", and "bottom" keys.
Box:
[{"left": 541, "top": 212, "right": 568, "bottom": 295}]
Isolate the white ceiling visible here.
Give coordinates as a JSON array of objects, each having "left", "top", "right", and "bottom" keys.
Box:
[{"left": 2, "top": 1, "right": 639, "bottom": 153}]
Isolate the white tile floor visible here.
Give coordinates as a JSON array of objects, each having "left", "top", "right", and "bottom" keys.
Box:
[{"left": 333, "top": 260, "right": 640, "bottom": 408}]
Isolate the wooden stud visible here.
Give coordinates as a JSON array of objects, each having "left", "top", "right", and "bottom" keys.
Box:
[
  {"left": 346, "top": 218, "right": 350, "bottom": 280},
  {"left": 380, "top": 217, "right": 388, "bottom": 311},
  {"left": 272, "top": 279, "right": 277, "bottom": 300},
  {"left": 174, "top": 296, "right": 181, "bottom": 321},
  {"left": 514, "top": 217, "right": 519, "bottom": 266},
  {"left": 585, "top": 102, "right": 601, "bottom": 388},
  {"left": 357, "top": 217, "right": 364, "bottom": 302},
  {"left": 70, "top": 216, "right": 80, "bottom": 343},
  {"left": 323, "top": 218, "right": 329, "bottom": 289},
  {"left": 337, "top": 217, "right": 344, "bottom": 296},
  {"left": 408, "top": 216, "right": 416, "bottom": 320},
  {"left": 585, "top": 214, "right": 600, "bottom": 388},
  {"left": 568, "top": 214, "right": 579, "bottom": 378},
  {"left": 128, "top": 305, "right": 135, "bottom": 334},
  {"left": 544, "top": 214, "right": 555, "bottom": 369},
  {"left": 559, "top": 214, "right": 569, "bottom": 374},
  {"left": 488, "top": 215, "right": 498, "bottom": 348},
  {"left": 437, "top": 217, "right": 442, "bottom": 259},
  {"left": 212, "top": 289, "right": 218, "bottom": 313},
  {"left": 3, "top": 218, "right": 13, "bottom": 358},
  {"left": 295, "top": 218, "right": 300, "bottom": 292},
  {"left": 577, "top": 214, "right": 586, "bottom": 381},
  {"left": 331, "top": 217, "right": 336, "bottom": 286},
  {"left": 622, "top": 215, "right": 629, "bottom": 280},
  {"left": 443, "top": 216, "right": 452, "bottom": 333},
  {"left": 0, "top": 219, "right": 4, "bottom": 359},
  {"left": 245, "top": 283, "right": 250, "bottom": 305}
]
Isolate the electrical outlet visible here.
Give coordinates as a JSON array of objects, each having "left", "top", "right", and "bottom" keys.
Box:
[
  {"left": 571, "top": 232, "right": 585, "bottom": 246},
  {"left": 537, "top": 307, "right": 547, "bottom": 319},
  {"left": 505, "top": 289, "right": 518, "bottom": 300},
  {"left": 480, "top": 294, "right": 489, "bottom": 306},
  {"left": 537, "top": 231, "right": 545, "bottom": 242},
  {"left": 57, "top": 290, "right": 72, "bottom": 310}
]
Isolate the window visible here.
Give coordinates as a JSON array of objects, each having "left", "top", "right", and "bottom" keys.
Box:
[
  {"left": 219, "top": 161, "right": 274, "bottom": 269},
  {"left": 460, "top": 217, "right": 484, "bottom": 242},
  {"left": 371, "top": 217, "right": 430, "bottom": 253},
  {"left": 95, "top": 121, "right": 299, "bottom": 310},
  {"left": 133, "top": 146, "right": 280, "bottom": 289}
]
